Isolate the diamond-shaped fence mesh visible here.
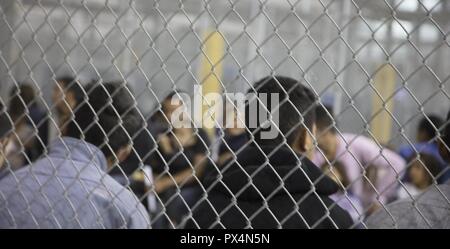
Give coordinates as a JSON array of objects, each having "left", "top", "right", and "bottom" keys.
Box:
[{"left": 0, "top": 0, "right": 449, "bottom": 229}]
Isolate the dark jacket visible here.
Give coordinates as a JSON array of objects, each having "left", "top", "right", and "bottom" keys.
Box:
[{"left": 185, "top": 145, "right": 353, "bottom": 229}]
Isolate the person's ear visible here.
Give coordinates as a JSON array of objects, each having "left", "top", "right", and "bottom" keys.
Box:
[
  {"left": 294, "top": 128, "right": 307, "bottom": 153},
  {"left": 293, "top": 124, "right": 316, "bottom": 160},
  {"left": 438, "top": 139, "right": 450, "bottom": 163}
]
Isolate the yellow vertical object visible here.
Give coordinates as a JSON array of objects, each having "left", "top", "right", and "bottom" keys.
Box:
[
  {"left": 198, "top": 30, "right": 224, "bottom": 138},
  {"left": 370, "top": 63, "right": 396, "bottom": 145}
]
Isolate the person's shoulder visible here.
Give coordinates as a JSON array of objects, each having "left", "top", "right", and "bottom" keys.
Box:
[
  {"left": 365, "top": 197, "right": 418, "bottom": 228},
  {"left": 101, "top": 174, "right": 145, "bottom": 208},
  {"left": 0, "top": 165, "right": 34, "bottom": 188},
  {"left": 0, "top": 156, "right": 78, "bottom": 194},
  {"left": 397, "top": 144, "right": 419, "bottom": 161},
  {"left": 419, "top": 184, "right": 450, "bottom": 203},
  {"left": 366, "top": 185, "right": 450, "bottom": 228},
  {"left": 342, "top": 133, "right": 373, "bottom": 145},
  {"left": 398, "top": 143, "right": 413, "bottom": 154},
  {"left": 0, "top": 166, "right": 43, "bottom": 213},
  {"left": 98, "top": 174, "right": 133, "bottom": 196},
  {"left": 340, "top": 133, "right": 369, "bottom": 151},
  {"left": 91, "top": 174, "right": 149, "bottom": 226}
]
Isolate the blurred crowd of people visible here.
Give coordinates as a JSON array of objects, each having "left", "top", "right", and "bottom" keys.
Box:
[{"left": 0, "top": 76, "right": 449, "bottom": 228}]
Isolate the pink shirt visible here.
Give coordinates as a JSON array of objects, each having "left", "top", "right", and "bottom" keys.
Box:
[{"left": 313, "top": 133, "right": 406, "bottom": 207}]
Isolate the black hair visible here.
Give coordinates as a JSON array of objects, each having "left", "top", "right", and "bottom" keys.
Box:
[
  {"left": 66, "top": 82, "right": 143, "bottom": 159},
  {"left": 153, "top": 90, "right": 187, "bottom": 124},
  {"left": 161, "top": 90, "right": 188, "bottom": 109},
  {"left": 8, "top": 85, "right": 28, "bottom": 124},
  {"left": 245, "top": 75, "right": 317, "bottom": 147},
  {"left": 161, "top": 91, "right": 178, "bottom": 111},
  {"left": 55, "top": 76, "right": 85, "bottom": 105},
  {"left": 409, "top": 153, "right": 442, "bottom": 185},
  {"left": 15, "top": 83, "right": 36, "bottom": 107},
  {"left": 315, "top": 104, "right": 336, "bottom": 133},
  {"left": 0, "top": 101, "right": 13, "bottom": 139},
  {"left": 417, "top": 114, "right": 444, "bottom": 141}
]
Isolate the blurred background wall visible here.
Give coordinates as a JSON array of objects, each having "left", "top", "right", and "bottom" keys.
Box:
[{"left": 0, "top": 0, "right": 449, "bottom": 147}]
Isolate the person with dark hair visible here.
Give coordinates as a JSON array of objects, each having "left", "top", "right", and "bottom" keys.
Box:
[
  {"left": 109, "top": 128, "right": 156, "bottom": 185},
  {"left": 185, "top": 76, "right": 353, "bottom": 229},
  {"left": 11, "top": 84, "right": 48, "bottom": 162},
  {"left": 398, "top": 115, "right": 449, "bottom": 183},
  {"left": 0, "top": 102, "right": 13, "bottom": 179},
  {"left": 50, "top": 76, "right": 85, "bottom": 139},
  {"left": 313, "top": 105, "right": 406, "bottom": 213},
  {"left": 397, "top": 153, "right": 442, "bottom": 199},
  {"left": 0, "top": 82, "right": 150, "bottom": 228},
  {"left": 367, "top": 111, "right": 450, "bottom": 228},
  {"left": 6, "top": 85, "right": 37, "bottom": 169},
  {"left": 149, "top": 92, "right": 211, "bottom": 228},
  {"left": 417, "top": 115, "right": 444, "bottom": 142},
  {"left": 216, "top": 100, "right": 248, "bottom": 166},
  {"left": 108, "top": 126, "right": 159, "bottom": 216}
]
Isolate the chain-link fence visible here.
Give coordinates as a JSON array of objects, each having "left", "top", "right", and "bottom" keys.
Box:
[{"left": 0, "top": 0, "right": 449, "bottom": 229}]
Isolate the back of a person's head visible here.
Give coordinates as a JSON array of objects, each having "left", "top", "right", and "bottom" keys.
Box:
[
  {"left": 246, "top": 75, "right": 317, "bottom": 147},
  {"left": 55, "top": 76, "right": 85, "bottom": 104},
  {"left": 0, "top": 101, "right": 13, "bottom": 140},
  {"left": 418, "top": 114, "right": 443, "bottom": 141},
  {"left": 315, "top": 104, "right": 335, "bottom": 133},
  {"left": 66, "top": 82, "right": 142, "bottom": 159}
]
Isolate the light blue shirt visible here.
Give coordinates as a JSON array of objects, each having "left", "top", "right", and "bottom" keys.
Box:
[{"left": 0, "top": 137, "right": 150, "bottom": 228}]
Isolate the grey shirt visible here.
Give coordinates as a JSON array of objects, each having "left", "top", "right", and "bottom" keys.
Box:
[
  {"left": 0, "top": 137, "right": 150, "bottom": 229},
  {"left": 366, "top": 182, "right": 450, "bottom": 229}
]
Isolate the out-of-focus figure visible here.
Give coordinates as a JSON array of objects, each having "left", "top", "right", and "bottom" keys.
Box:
[
  {"left": 0, "top": 82, "right": 150, "bottom": 228},
  {"left": 6, "top": 85, "right": 37, "bottom": 169},
  {"left": 216, "top": 100, "right": 248, "bottom": 166},
  {"left": 397, "top": 153, "right": 442, "bottom": 199},
  {"left": 321, "top": 161, "right": 364, "bottom": 224},
  {"left": 367, "top": 111, "right": 450, "bottom": 228},
  {"left": 50, "top": 76, "right": 85, "bottom": 140},
  {"left": 109, "top": 125, "right": 159, "bottom": 216},
  {"left": 313, "top": 105, "right": 406, "bottom": 213},
  {"left": 398, "top": 115, "right": 449, "bottom": 183},
  {"left": 185, "top": 76, "right": 353, "bottom": 229},
  {"left": 0, "top": 101, "right": 13, "bottom": 179},
  {"left": 150, "top": 92, "right": 211, "bottom": 228},
  {"left": 15, "top": 84, "right": 48, "bottom": 160}
]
